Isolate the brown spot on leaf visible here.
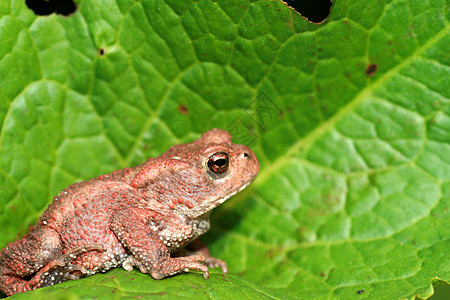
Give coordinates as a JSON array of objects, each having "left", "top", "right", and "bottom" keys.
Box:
[
  {"left": 219, "top": 274, "right": 232, "bottom": 282},
  {"left": 98, "top": 48, "right": 105, "bottom": 56},
  {"left": 365, "top": 63, "right": 378, "bottom": 77},
  {"left": 178, "top": 104, "right": 189, "bottom": 115}
]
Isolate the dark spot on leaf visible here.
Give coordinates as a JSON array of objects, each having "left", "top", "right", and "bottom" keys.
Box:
[
  {"left": 432, "top": 101, "right": 441, "bottom": 107},
  {"left": 219, "top": 274, "right": 231, "bottom": 282},
  {"left": 98, "top": 48, "right": 105, "bottom": 56},
  {"left": 320, "top": 272, "right": 325, "bottom": 277},
  {"left": 265, "top": 249, "right": 275, "bottom": 258},
  {"left": 26, "top": 0, "right": 77, "bottom": 16},
  {"left": 357, "top": 289, "right": 365, "bottom": 294},
  {"left": 178, "top": 104, "right": 189, "bottom": 115},
  {"left": 365, "top": 63, "right": 378, "bottom": 77},
  {"left": 283, "top": 0, "right": 332, "bottom": 23}
]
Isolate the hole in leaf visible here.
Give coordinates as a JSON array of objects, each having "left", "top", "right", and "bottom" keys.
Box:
[
  {"left": 365, "top": 63, "right": 378, "bottom": 77},
  {"left": 26, "top": 0, "right": 77, "bottom": 16},
  {"left": 283, "top": 0, "right": 332, "bottom": 23},
  {"left": 432, "top": 282, "right": 450, "bottom": 299},
  {"left": 98, "top": 48, "right": 105, "bottom": 56}
]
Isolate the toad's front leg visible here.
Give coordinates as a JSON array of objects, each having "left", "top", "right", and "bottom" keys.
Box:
[{"left": 110, "top": 209, "right": 210, "bottom": 279}]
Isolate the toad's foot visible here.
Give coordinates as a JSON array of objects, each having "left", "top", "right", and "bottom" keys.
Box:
[
  {"left": 122, "top": 254, "right": 210, "bottom": 279},
  {"left": 29, "top": 245, "right": 104, "bottom": 288},
  {"left": 204, "top": 256, "right": 228, "bottom": 274},
  {"left": 174, "top": 239, "right": 228, "bottom": 274}
]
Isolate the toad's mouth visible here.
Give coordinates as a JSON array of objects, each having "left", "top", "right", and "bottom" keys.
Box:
[
  {"left": 212, "top": 180, "right": 253, "bottom": 206},
  {"left": 187, "top": 180, "right": 255, "bottom": 219}
]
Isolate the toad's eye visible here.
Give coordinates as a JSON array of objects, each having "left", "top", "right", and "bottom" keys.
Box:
[{"left": 207, "top": 152, "right": 229, "bottom": 174}]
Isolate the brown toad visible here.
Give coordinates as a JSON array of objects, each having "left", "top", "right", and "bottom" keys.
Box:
[{"left": 0, "top": 129, "right": 259, "bottom": 295}]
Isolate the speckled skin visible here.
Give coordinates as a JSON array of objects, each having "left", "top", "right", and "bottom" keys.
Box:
[{"left": 0, "top": 129, "right": 259, "bottom": 296}]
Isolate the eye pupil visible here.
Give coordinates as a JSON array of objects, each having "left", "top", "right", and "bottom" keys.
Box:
[
  {"left": 216, "top": 159, "right": 226, "bottom": 167},
  {"left": 208, "top": 152, "right": 229, "bottom": 174}
]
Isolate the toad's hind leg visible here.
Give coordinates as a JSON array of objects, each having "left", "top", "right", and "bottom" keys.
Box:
[
  {"left": 0, "top": 226, "right": 103, "bottom": 296},
  {"left": 23, "top": 244, "right": 104, "bottom": 289},
  {"left": 0, "top": 227, "right": 62, "bottom": 295}
]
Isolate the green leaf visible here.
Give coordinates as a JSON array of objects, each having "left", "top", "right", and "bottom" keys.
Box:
[{"left": 0, "top": 0, "right": 448, "bottom": 298}]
